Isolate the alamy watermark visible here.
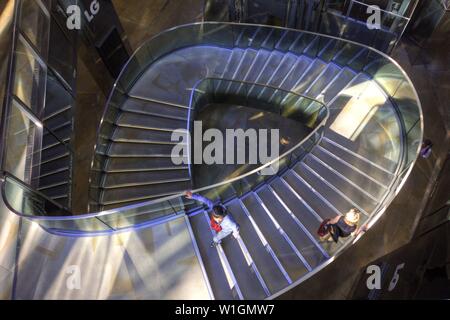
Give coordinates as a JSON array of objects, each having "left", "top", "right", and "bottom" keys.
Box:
[
  {"left": 171, "top": 121, "right": 280, "bottom": 175},
  {"left": 66, "top": 1, "right": 100, "bottom": 30},
  {"left": 366, "top": 5, "right": 381, "bottom": 30},
  {"left": 66, "top": 265, "right": 81, "bottom": 290}
]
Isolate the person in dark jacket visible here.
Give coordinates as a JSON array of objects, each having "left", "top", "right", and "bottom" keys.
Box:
[
  {"left": 319, "top": 208, "right": 364, "bottom": 243},
  {"left": 185, "top": 191, "right": 240, "bottom": 247}
]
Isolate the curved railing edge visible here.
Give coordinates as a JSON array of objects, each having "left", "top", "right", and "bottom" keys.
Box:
[{"left": 87, "top": 22, "right": 423, "bottom": 205}]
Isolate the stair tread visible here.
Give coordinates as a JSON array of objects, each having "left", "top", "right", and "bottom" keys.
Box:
[
  {"left": 297, "top": 161, "right": 376, "bottom": 217},
  {"left": 241, "top": 194, "right": 309, "bottom": 281},
  {"left": 117, "top": 112, "right": 185, "bottom": 131},
  {"left": 101, "top": 180, "right": 191, "bottom": 205},
  {"left": 227, "top": 199, "right": 289, "bottom": 294},
  {"left": 282, "top": 171, "right": 336, "bottom": 221},
  {"left": 107, "top": 142, "right": 175, "bottom": 157},
  {"left": 34, "top": 169, "right": 70, "bottom": 189},
  {"left": 308, "top": 149, "right": 385, "bottom": 200},
  {"left": 320, "top": 134, "right": 394, "bottom": 185},
  {"left": 269, "top": 179, "right": 323, "bottom": 237},
  {"left": 103, "top": 170, "right": 190, "bottom": 188},
  {"left": 255, "top": 188, "right": 327, "bottom": 269},
  {"left": 123, "top": 97, "right": 188, "bottom": 120},
  {"left": 220, "top": 230, "right": 267, "bottom": 299},
  {"left": 240, "top": 50, "right": 272, "bottom": 84},
  {"left": 290, "top": 59, "right": 327, "bottom": 94},
  {"left": 189, "top": 212, "right": 237, "bottom": 300},
  {"left": 112, "top": 126, "right": 182, "bottom": 144}
]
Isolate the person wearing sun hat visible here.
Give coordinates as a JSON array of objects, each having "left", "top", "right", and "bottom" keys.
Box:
[{"left": 318, "top": 208, "right": 365, "bottom": 243}]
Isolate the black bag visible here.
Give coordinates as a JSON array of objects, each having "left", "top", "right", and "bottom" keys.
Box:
[
  {"left": 330, "top": 224, "right": 340, "bottom": 243},
  {"left": 317, "top": 219, "right": 331, "bottom": 237}
]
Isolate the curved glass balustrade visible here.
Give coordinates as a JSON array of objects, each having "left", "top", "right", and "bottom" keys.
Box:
[
  {"left": 1, "top": 23, "right": 422, "bottom": 241},
  {"left": 188, "top": 77, "right": 328, "bottom": 202},
  {"left": 1, "top": 79, "right": 328, "bottom": 234}
]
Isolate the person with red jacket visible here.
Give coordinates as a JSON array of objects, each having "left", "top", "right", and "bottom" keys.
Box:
[{"left": 185, "top": 191, "right": 240, "bottom": 247}]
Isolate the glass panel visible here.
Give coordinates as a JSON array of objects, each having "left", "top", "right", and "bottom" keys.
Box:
[
  {"left": 391, "top": 80, "right": 421, "bottom": 132},
  {"left": 30, "top": 126, "right": 72, "bottom": 208},
  {"left": 405, "top": 121, "right": 422, "bottom": 168},
  {"left": 48, "top": 17, "right": 76, "bottom": 90},
  {"left": 4, "top": 99, "right": 43, "bottom": 183},
  {"left": 19, "top": 0, "right": 50, "bottom": 57},
  {"left": 98, "top": 199, "right": 181, "bottom": 230},
  {"left": 39, "top": 217, "right": 111, "bottom": 233},
  {"left": 3, "top": 175, "right": 69, "bottom": 217},
  {"left": 13, "top": 36, "right": 46, "bottom": 113},
  {"left": 43, "top": 71, "right": 74, "bottom": 140}
]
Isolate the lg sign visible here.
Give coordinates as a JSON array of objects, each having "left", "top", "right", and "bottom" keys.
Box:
[{"left": 66, "top": 1, "right": 100, "bottom": 30}]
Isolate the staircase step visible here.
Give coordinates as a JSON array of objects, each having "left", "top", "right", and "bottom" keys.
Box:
[
  {"left": 230, "top": 49, "right": 258, "bottom": 82},
  {"left": 41, "top": 130, "right": 70, "bottom": 149},
  {"left": 265, "top": 53, "right": 298, "bottom": 88},
  {"left": 219, "top": 228, "right": 268, "bottom": 299},
  {"left": 38, "top": 155, "right": 70, "bottom": 174},
  {"left": 282, "top": 171, "right": 337, "bottom": 221},
  {"left": 290, "top": 33, "right": 316, "bottom": 55},
  {"left": 249, "top": 27, "right": 272, "bottom": 49},
  {"left": 101, "top": 180, "right": 191, "bottom": 205},
  {"left": 333, "top": 43, "right": 364, "bottom": 67},
  {"left": 290, "top": 59, "right": 327, "bottom": 95},
  {"left": 219, "top": 49, "right": 245, "bottom": 83},
  {"left": 42, "top": 105, "right": 72, "bottom": 121},
  {"left": 123, "top": 97, "right": 188, "bottom": 121},
  {"left": 41, "top": 143, "right": 70, "bottom": 163},
  {"left": 55, "top": 196, "right": 69, "bottom": 208},
  {"left": 117, "top": 112, "right": 185, "bottom": 132},
  {"left": 39, "top": 183, "right": 69, "bottom": 199},
  {"left": 348, "top": 48, "right": 370, "bottom": 71},
  {"left": 240, "top": 193, "right": 309, "bottom": 281},
  {"left": 268, "top": 179, "right": 322, "bottom": 237},
  {"left": 107, "top": 142, "right": 175, "bottom": 157},
  {"left": 105, "top": 157, "right": 188, "bottom": 172},
  {"left": 318, "top": 39, "right": 341, "bottom": 62},
  {"left": 34, "top": 169, "right": 70, "bottom": 190},
  {"left": 324, "top": 127, "right": 397, "bottom": 172},
  {"left": 304, "top": 63, "right": 341, "bottom": 99},
  {"left": 102, "top": 170, "right": 190, "bottom": 188},
  {"left": 311, "top": 146, "right": 386, "bottom": 200},
  {"left": 100, "top": 199, "right": 181, "bottom": 212},
  {"left": 248, "top": 52, "right": 284, "bottom": 96},
  {"left": 189, "top": 212, "right": 237, "bottom": 300},
  {"left": 277, "top": 55, "right": 312, "bottom": 92},
  {"left": 235, "top": 26, "right": 256, "bottom": 48},
  {"left": 240, "top": 50, "right": 272, "bottom": 84},
  {"left": 298, "top": 159, "right": 376, "bottom": 215},
  {"left": 228, "top": 199, "right": 290, "bottom": 294},
  {"left": 112, "top": 127, "right": 183, "bottom": 144},
  {"left": 294, "top": 162, "right": 374, "bottom": 215},
  {"left": 43, "top": 121, "right": 72, "bottom": 141},
  {"left": 255, "top": 188, "right": 327, "bottom": 269},
  {"left": 274, "top": 30, "right": 296, "bottom": 51},
  {"left": 321, "top": 134, "right": 395, "bottom": 185},
  {"left": 42, "top": 109, "right": 73, "bottom": 132},
  {"left": 320, "top": 68, "right": 356, "bottom": 104}
]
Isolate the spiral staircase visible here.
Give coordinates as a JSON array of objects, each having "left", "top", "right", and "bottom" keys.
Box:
[{"left": 1, "top": 23, "right": 423, "bottom": 299}]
